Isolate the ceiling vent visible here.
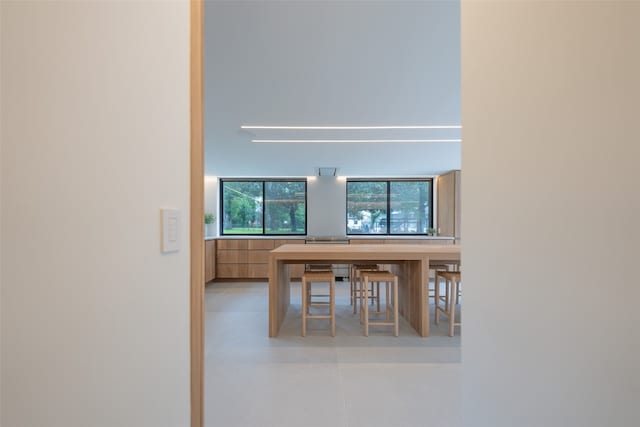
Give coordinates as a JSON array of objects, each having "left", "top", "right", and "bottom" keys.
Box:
[{"left": 317, "top": 167, "right": 338, "bottom": 177}]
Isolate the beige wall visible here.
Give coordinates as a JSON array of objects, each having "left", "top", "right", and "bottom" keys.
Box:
[
  {"left": 1, "top": 2, "right": 190, "bottom": 426},
  {"left": 462, "top": 2, "right": 639, "bottom": 426}
]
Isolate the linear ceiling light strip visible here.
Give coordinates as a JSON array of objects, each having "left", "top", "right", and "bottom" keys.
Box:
[
  {"left": 252, "top": 139, "right": 462, "bottom": 143},
  {"left": 241, "top": 125, "right": 462, "bottom": 130}
]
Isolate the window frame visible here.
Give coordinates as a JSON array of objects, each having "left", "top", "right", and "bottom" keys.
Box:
[
  {"left": 219, "top": 178, "right": 308, "bottom": 236},
  {"left": 345, "top": 178, "right": 434, "bottom": 236}
]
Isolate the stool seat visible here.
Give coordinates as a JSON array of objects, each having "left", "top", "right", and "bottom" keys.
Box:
[
  {"left": 351, "top": 264, "right": 381, "bottom": 313},
  {"left": 437, "top": 271, "right": 461, "bottom": 281},
  {"left": 306, "top": 264, "right": 333, "bottom": 272},
  {"left": 361, "top": 270, "right": 399, "bottom": 337},
  {"left": 428, "top": 263, "right": 461, "bottom": 301},
  {"left": 302, "top": 270, "right": 335, "bottom": 337},
  {"left": 434, "top": 271, "right": 462, "bottom": 336}
]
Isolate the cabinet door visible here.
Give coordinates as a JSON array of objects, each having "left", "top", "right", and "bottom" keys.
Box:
[
  {"left": 217, "top": 250, "right": 248, "bottom": 264},
  {"left": 437, "top": 170, "right": 459, "bottom": 237},
  {"left": 274, "top": 239, "right": 305, "bottom": 247},
  {"left": 248, "top": 239, "right": 275, "bottom": 250},
  {"left": 216, "top": 264, "right": 248, "bottom": 279},
  {"left": 248, "top": 264, "right": 269, "bottom": 278},
  {"left": 205, "top": 240, "right": 216, "bottom": 282},
  {"left": 217, "top": 239, "right": 248, "bottom": 250}
]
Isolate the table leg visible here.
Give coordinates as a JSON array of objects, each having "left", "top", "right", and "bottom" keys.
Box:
[{"left": 269, "top": 259, "right": 289, "bottom": 337}]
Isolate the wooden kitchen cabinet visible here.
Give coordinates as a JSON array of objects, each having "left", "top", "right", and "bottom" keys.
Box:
[
  {"left": 205, "top": 239, "right": 216, "bottom": 283},
  {"left": 216, "top": 239, "right": 248, "bottom": 279},
  {"left": 273, "top": 239, "right": 305, "bottom": 279},
  {"left": 437, "top": 170, "right": 461, "bottom": 240},
  {"left": 215, "top": 238, "right": 305, "bottom": 280},
  {"left": 211, "top": 237, "right": 454, "bottom": 281}
]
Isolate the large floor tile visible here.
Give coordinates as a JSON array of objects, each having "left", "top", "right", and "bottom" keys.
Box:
[
  {"left": 204, "top": 281, "right": 462, "bottom": 427},
  {"left": 205, "top": 362, "right": 349, "bottom": 427},
  {"left": 339, "top": 363, "right": 462, "bottom": 427}
]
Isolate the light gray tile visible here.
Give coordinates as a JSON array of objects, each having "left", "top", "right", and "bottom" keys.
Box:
[
  {"left": 205, "top": 363, "right": 349, "bottom": 427},
  {"left": 339, "top": 363, "right": 462, "bottom": 427},
  {"left": 205, "top": 281, "right": 462, "bottom": 427}
]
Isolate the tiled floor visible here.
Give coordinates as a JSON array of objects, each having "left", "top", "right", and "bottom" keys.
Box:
[{"left": 205, "top": 280, "right": 461, "bottom": 427}]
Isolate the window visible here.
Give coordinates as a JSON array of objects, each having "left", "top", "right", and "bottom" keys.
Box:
[
  {"left": 221, "top": 179, "right": 307, "bottom": 235},
  {"left": 346, "top": 179, "right": 433, "bottom": 235}
]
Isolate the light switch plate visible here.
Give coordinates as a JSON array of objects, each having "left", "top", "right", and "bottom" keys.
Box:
[{"left": 161, "top": 208, "right": 181, "bottom": 253}]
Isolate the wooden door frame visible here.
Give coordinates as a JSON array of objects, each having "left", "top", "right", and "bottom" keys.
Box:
[{"left": 190, "top": 1, "right": 205, "bottom": 427}]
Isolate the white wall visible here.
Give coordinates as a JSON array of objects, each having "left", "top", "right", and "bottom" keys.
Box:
[
  {"left": 204, "top": 177, "right": 219, "bottom": 237},
  {"left": 462, "top": 2, "right": 639, "bottom": 426},
  {"left": 307, "top": 177, "right": 347, "bottom": 236},
  {"left": 1, "top": 2, "right": 190, "bottom": 427}
]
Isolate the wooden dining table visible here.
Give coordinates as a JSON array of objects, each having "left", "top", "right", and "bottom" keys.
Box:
[{"left": 268, "top": 243, "right": 461, "bottom": 337}]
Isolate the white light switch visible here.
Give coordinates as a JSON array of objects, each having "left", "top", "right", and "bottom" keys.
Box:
[{"left": 161, "top": 208, "right": 181, "bottom": 253}]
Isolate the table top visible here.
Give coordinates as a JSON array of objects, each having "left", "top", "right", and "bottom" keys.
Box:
[{"left": 270, "top": 243, "right": 461, "bottom": 263}]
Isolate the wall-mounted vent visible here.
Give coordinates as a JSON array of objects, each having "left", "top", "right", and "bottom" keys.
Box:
[{"left": 317, "top": 167, "right": 337, "bottom": 176}]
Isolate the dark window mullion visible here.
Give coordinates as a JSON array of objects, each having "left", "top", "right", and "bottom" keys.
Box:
[
  {"left": 262, "top": 181, "right": 266, "bottom": 235},
  {"left": 386, "top": 180, "right": 391, "bottom": 236}
]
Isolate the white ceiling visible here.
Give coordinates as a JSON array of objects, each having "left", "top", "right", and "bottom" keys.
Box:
[{"left": 204, "top": 0, "right": 460, "bottom": 177}]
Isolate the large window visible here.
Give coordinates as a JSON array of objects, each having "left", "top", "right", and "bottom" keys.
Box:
[
  {"left": 346, "top": 179, "right": 433, "bottom": 235},
  {"left": 221, "top": 179, "right": 307, "bottom": 235}
]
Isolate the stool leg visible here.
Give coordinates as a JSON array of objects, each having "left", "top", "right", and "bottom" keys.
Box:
[
  {"left": 456, "top": 281, "right": 461, "bottom": 305},
  {"left": 448, "top": 278, "right": 456, "bottom": 337},
  {"left": 301, "top": 278, "right": 307, "bottom": 337},
  {"left": 353, "top": 272, "right": 359, "bottom": 315},
  {"left": 385, "top": 280, "right": 391, "bottom": 321},
  {"left": 445, "top": 277, "right": 450, "bottom": 314},
  {"left": 376, "top": 281, "right": 380, "bottom": 312},
  {"left": 363, "top": 276, "right": 369, "bottom": 337},
  {"left": 435, "top": 274, "right": 440, "bottom": 324},
  {"left": 393, "top": 277, "right": 399, "bottom": 337},
  {"left": 350, "top": 265, "right": 355, "bottom": 307},
  {"left": 330, "top": 278, "right": 335, "bottom": 337},
  {"left": 457, "top": 279, "right": 462, "bottom": 330}
]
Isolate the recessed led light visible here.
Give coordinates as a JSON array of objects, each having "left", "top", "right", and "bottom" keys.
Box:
[
  {"left": 252, "top": 139, "right": 462, "bottom": 143},
  {"left": 241, "top": 125, "right": 461, "bottom": 130}
]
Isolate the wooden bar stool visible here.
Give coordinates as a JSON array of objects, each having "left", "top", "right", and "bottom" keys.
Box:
[
  {"left": 429, "top": 261, "right": 461, "bottom": 303},
  {"left": 434, "top": 271, "right": 462, "bottom": 336},
  {"left": 301, "top": 270, "right": 335, "bottom": 337},
  {"left": 361, "top": 271, "right": 398, "bottom": 337},
  {"left": 304, "top": 264, "right": 333, "bottom": 312},
  {"left": 350, "top": 264, "right": 380, "bottom": 314}
]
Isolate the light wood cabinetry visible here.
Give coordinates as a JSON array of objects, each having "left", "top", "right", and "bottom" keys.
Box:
[
  {"left": 350, "top": 238, "right": 454, "bottom": 245},
  {"left": 210, "top": 237, "right": 452, "bottom": 281},
  {"left": 274, "top": 239, "right": 305, "bottom": 278},
  {"left": 217, "top": 250, "right": 248, "bottom": 264},
  {"left": 216, "top": 263, "right": 248, "bottom": 278},
  {"left": 214, "top": 238, "right": 305, "bottom": 280},
  {"left": 248, "top": 240, "right": 274, "bottom": 279},
  {"left": 437, "top": 170, "right": 461, "bottom": 239},
  {"left": 216, "top": 239, "right": 254, "bottom": 279},
  {"left": 350, "top": 239, "right": 385, "bottom": 244},
  {"left": 205, "top": 239, "right": 216, "bottom": 283},
  {"left": 384, "top": 239, "right": 454, "bottom": 245},
  {"left": 217, "top": 239, "right": 248, "bottom": 250}
]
